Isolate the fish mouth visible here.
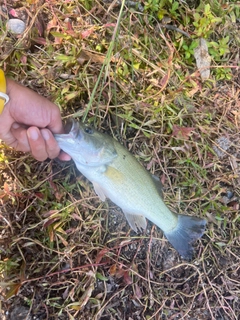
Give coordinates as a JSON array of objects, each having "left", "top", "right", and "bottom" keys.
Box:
[
  {"left": 65, "top": 119, "right": 80, "bottom": 137},
  {"left": 64, "top": 119, "right": 75, "bottom": 134},
  {"left": 54, "top": 118, "right": 81, "bottom": 141}
]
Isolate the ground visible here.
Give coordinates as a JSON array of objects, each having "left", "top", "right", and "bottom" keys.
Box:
[{"left": 0, "top": 1, "right": 240, "bottom": 320}]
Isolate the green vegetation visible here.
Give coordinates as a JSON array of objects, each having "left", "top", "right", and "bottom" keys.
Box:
[{"left": 0, "top": 0, "right": 239, "bottom": 319}]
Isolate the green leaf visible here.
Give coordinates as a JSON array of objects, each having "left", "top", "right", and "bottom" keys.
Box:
[
  {"left": 172, "top": 1, "right": 179, "bottom": 11},
  {"left": 204, "top": 4, "right": 211, "bottom": 15},
  {"left": 50, "top": 31, "right": 69, "bottom": 39},
  {"left": 55, "top": 54, "right": 75, "bottom": 62},
  {"left": 65, "top": 91, "right": 79, "bottom": 102},
  {"left": 96, "top": 272, "right": 108, "bottom": 281}
]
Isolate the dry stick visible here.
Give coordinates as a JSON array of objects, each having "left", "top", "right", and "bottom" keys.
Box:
[
  {"left": 201, "top": 257, "right": 236, "bottom": 320},
  {"left": 146, "top": 227, "right": 167, "bottom": 320},
  {"left": 94, "top": 285, "right": 129, "bottom": 319},
  {"left": 8, "top": 241, "right": 213, "bottom": 318},
  {"left": 94, "top": 246, "right": 214, "bottom": 318},
  {"left": 147, "top": 299, "right": 166, "bottom": 320},
  {"left": 146, "top": 226, "right": 154, "bottom": 310}
]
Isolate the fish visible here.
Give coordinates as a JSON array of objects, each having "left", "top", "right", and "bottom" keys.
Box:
[{"left": 54, "top": 119, "right": 207, "bottom": 260}]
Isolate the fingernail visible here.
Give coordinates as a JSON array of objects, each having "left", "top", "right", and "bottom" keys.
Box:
[
  {"left": 27, "top": 128, "right": 39, "bottom": 141},
  {"left": 12, "top": 123, "right": 20, "bottom": 129},
  {"left": 41, "top": 129, "right": 50, "bottom": 141}
]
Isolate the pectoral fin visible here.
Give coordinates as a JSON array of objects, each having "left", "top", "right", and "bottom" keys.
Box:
[
  {"left": 124, "top": 212, "right": 147, "bottom": 232},
  {"left": 92, "top": 182, "right": 106, "bottom": 201}
]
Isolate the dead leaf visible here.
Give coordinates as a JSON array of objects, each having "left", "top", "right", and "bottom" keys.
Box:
[
  {"left": 103, "top": 23, "right": 116, "bottom": 28},
  {"left": 65, "top": 18, "right": 74, "bottom": 33},
  {"left": 5, "top": 282, "right": 22, "bottom": 299},
  {"left": 81, "top": 28, "right": 95, "bottom": 39},
  {"left": 20, "top": 55, "right": 27, "bottom": 64},
  {"left": 159, "top": 74, "right": 169, "bottom": 87},
  {"left": 109, "top": 264, "right": 117, "bottom": 276},
  {"left": 77, "top": 49, "right": 113, "bottom": 64},
  {"left": 46, "top": 17, "right": 58, "bottom": 31},
  {"left": 32, "top": 37, "right": 47, "bottom": 45},
  {"left": 42, "top": 210, "right": 58, "bottom": 218},
  {"left": 188, "top": 79, "right": 202, "bottom": 97},
  {"left": 123, "top": 270, "right": 132, "bottom": 285},
  {"left": 96, "top": 248, "right": 109, "bottom": 264},
  {"left": 194, "top": 38, "right": 211, "bottom": 81},
  {"left": 4, "top": 182, "right": 10, "bottom": 193},
  {"left": 134, "top": 283, "right": 142, "bottom": 299},
  {"left": 43, "top": 217, "right": 60, "bottom": 228},
  {"left": 49, "top": 180, "right": 64, "bottom": 201},
  {"left": 57, "top": 233, "right": 68, "bottom": 247},
  {"left": 172, "top": 125, "right": 195, "bottom": 139},
  {"left": 35, "top": 16, "right": 45, "bottom": 36}
]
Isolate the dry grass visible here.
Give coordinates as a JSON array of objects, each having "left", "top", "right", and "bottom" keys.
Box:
[{"left": 0, "top": 0, "right": 240, "bottom": 319}]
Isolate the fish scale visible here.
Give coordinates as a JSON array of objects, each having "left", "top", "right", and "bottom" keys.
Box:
[{"left": 96, "top": 139, "right": 178, "bottom": 232}]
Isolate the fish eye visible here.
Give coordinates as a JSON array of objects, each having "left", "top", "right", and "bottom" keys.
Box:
[{"left": 84, "top": 126, "right": 94, "bottom": 134}]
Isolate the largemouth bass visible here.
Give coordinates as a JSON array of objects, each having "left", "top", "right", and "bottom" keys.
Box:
[{"left": 55, "top": 120, "right": 206, "bottom": 260}]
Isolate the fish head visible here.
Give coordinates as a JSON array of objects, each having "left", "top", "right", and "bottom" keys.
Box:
[{"left": 54, "top": 119, "right": 117, "bottom": 166}]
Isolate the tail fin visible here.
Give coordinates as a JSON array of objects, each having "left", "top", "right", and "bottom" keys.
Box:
[{"left": 164, "top": 214, "right": 207, "bottom": 260}]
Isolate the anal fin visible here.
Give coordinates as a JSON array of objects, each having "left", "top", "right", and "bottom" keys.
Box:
[{"left": 124, "top": 212, "right": 147, "bottom": 232}]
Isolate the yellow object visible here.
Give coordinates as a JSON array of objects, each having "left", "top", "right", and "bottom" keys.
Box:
[{"left": 0, "top": 69, "right": 9, "bottom": 114}]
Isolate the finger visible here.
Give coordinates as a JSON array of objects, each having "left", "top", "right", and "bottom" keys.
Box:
[
  {"left": 10, "top": 123, "right": 31, "bottom": 152},
  {"left": 40, "top": 129, "right": 61, "bottom": 159},
  {"left": 41, "top": 129, "right": 71, "bottom": 161},
  {"left": 48, "top": 109, "right": 65, "bottom": 134},
  {"left": 27, "top": 127, "right": 48, "bottom": 161},
  {"left": 58, "top": 150, "right": 72, "bottom": 161}
]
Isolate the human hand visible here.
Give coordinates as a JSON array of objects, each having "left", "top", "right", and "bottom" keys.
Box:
[{"left": 0, "top": 78, "right": 71, "bottom": 161}]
